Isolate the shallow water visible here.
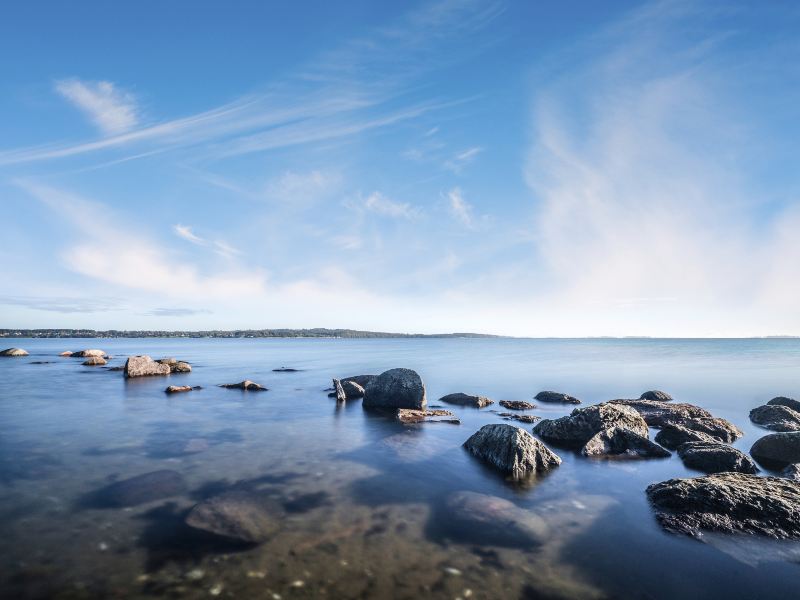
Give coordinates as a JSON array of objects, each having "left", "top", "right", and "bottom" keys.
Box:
[{"left": 1, "top": 337, "right": 800, "bottom": 599}]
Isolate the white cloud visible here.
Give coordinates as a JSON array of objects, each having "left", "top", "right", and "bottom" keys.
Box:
[
  {"left": 213, "top": 240, "right": 241, "bottom": 259},
  {"left": 446, "top": 187, "right": 474, "bottom": 227},
  {"left": 173, "top": 224, "right": 206, "bottom": 245},
  {"left": 444, "top": 146, "right": 482, "bottom": 172},
  {"left": 363, "top": 191, "right": 419, "bottom": 219},
  {"left": 55, "top": 79, "right": 138, "bottom": 135}
]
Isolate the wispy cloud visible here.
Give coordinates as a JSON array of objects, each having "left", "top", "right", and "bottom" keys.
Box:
[
  {"left": 145, "top": 307, "right": 212, "bottom": 317},
  {"left": 173, "top": 224, "right": 206, "bottom": 245},
  {"left": 212, "top": 240, "right": 241, "bottom": 259},
  {"left": 362, "top": 191, "right": 419, "bottom": 219},
  {"left": 55, "top": 79, "right": 139, "bottom": 135},
  {"left": 444, "top": 146, "right": 482, "bottom": 172},
  {"left": 0, "top": 294, "right": 124, "bottom": 313},
  {"left": 446, "top": 187, "right": 474, "bottom": 227}
]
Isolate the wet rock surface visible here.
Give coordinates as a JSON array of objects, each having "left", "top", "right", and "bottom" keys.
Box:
[
  {"left": 646, "top": 472, "right": 800, "bottom": 539},
  {"left": 0, "top": 348, "right": 28, "bottom": 357},
  {"left": 463, "top": 423, "right": 561, "bottom": 479},
  {"left": 124, "top": 355, "right": 172, "bottom": 378},
  {"left": 610, "top": 399, "right": 743, "bottom": 442},
  {"left": 533, "top": 403, "right": 648, "bottom": 447},
  {"left": 749, "top": 404, "right": 800, "bottom": 432},
  {"left": 439, "top": 392, "right": 494, "bottom": 408},
  {"left": 87, "top": 470, "right": 187, "bottom": 508},
  {"left": 396, "top": 409, "right": 459, "bottom": 424},
  {"left": 750, "top": 432, "right": 800, "bottom": 469},
  {"left": 497, "top": 412, "right": 540, "bottom": 424},
  {"left": 640, "top": 390, "right": 673, "bottom": 401},
  {"left": 363, "top": 368, "right": 426, "bottom": 410},
  {"left": 534, "top": 390, "right": 581, "bottom": 404},
  {"left": 677, "top": 441, "right": 758, "bottom": 474},
  {"left": 185, "top": 490, "right": 280, "bottom": 544},
  {"left": 498, "top": 400, "right": 535, "bottom": 411},
  {"left": 219, "top": 380, "right": 268, "bottom": 391},
  {"left": 654, "top": 424, "right": 721, "bottom": 449},
  {"left": 581, "top": 427, "right": 670, "bottom": 458},
  {"left": 781, "top": 464, "right": 800, "bottom": 481},
  {"left": 768, "top": 396, "right": 800, "bottom": 413}
]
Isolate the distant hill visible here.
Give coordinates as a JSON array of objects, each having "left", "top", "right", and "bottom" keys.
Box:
[{"left": 0, "top": 328, "right": 502, "bottom": 339}]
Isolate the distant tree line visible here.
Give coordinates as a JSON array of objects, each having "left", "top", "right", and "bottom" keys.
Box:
[{"left": 0, "top": 328, "right": 500, "bottom": 339}]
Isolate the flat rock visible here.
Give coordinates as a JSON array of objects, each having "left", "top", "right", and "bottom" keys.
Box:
[
  {"left": 0, "top": 347, "right": 29, "bottom": 357},
  {"left": 497, "top": 412, "right": 541, "bottom": 424},
  {"left": 443, "top": 491, "right": 548, "bottom": 548},
  {"left": 749, "top": 404, "right": 800, "bottom": 432},
  {"left": 219, "top": 380, "right": 268, "bottom": 391},
  {"left": 83, "top": 356, "right": 107, "bottom": 366},
  {"left": 165, "top": 385, "right": 199, "bottom": 394},
  {"left": 581, "top": 427, "right": 670, "bottom": 458},
  {"left": 654, "top": 424, "right": 721, "bottom": 449},
  {"left": 750, "top": 432, "right": 800, "bottom": 469},
  {"left": 533, "top": 403, "right": 648, "bottom": 447},
  {"left": 646, "top": 473, "right": 800, "bottom": 539},
  {"left": 498, "top": 400, "right": 535, "bottom": 411},
  {"left": 185, "top": 490, "right": 280, "bottom": 544},
  {"left": 363, "top": 368, "right": 426, "bottom": 409},
  {"left": 781, "top": 464, "right": 800, "bottom": 481},
  {"left": 677, "top": 441, "right": 758, "bottom": 474},
  {"left": 768, "top": 396, "right": 800, "bottom": 413},
  {"left": 640, "top": 390, "right": 673, "bottom": 401},
  {"left": 397, "top": 408, "right": 459, "bottom": 424},
  {"left": 94, "top": 470, "right": 186, "bottom": 507},
  {"left": 439, "top": 392, "right": 494, "bottom": 408},
  {"left": 534, "top": 390, "right": 581, "bottom": 404},
  {"left": 71, "top": 349, "right": 106, "bottom": 358},
  {"left": 124, "top": 355, "right": 171, "bottom": 378},
  {"left": 463, "top": 423, "right": 561, "bottom": 479}
]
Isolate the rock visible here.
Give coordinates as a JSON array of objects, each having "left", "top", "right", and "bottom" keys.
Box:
[
  {"left": 463, "top": 424, "right": 561, "bottom": 479},
  {"left": 640, "top": 390, "right": 673, "bottom": 401},
  {"left": 646, "top": 472, "right": 800, "bottom": 539},
  {"left": 59, "top": 351, "right": 72, "bottom": 357},
  {"left": 343, "top": 375, "right": 376, "bottom": 388},
  {"left": 83, "top": 356, "right": 107, "bottom": 366},
  {"left": 341, "top": 379, "right": 365, "bottom": 399},
  {"left": 533, "top": 403, "right": 648, "bottom": 447},
  {"left": 581, "top": 427, "right": 670, "bottom": 458},
  {"left": 332, "top": 379, "right": 346, "bottom": 402},
  {"left": 439, "top": 392, "right": 494, "bottom": 408},
  {"left": 534, "top": 390, "right": 581, "bottom": 404},
  {"left": 668, "top": 416, "right": 743, "bottom": 443},
  {"left": 750, "top": 432, "right": 800, "bottom": 469},
  {"left": 768, "top": 396, "right": 800, "bottom": 413},
  {"left": 749, "top": 404, "right": 800, "bottom": 432},
  {"left": 781, "top": 464, "right": 800, "bottom": 481},
  {"left": 610, "top": 399, "right": 743, "bottom": 442},
  {"left": 677, "top": 441, "right": 758, "bottom": 474},
  {"left": 498, "top": 400, "right": 536, "bottom": 411},
  {"left": 497, "top": 412, "right": 541, "bottom": 424},
  {"left": 273, "top": 367, "right": 301, "bottom": 372},
  {"left": 166, "top": 385, "right": 197, "bottom": 394},
  {"left": 0, "top": 348, "right": 29, "bottom": 357},
  {"left": 363, "top": 368, "right": 426, "bottom": 410},
  {"left": 157, "top": 358, "right": 192, "bottom": 373},
  {"left": 219, "top": 380, "right": 268, "bottom": 391},
  {"left": 443, "top": 491, "right": 548, "bottom": 547},
  {"left": 124, "top": 355, "right": 171, "bottom": 378},
  {"left": 94, "top": 470, "right": 186, "bottom": 507},
  {"left": 185, "top": 490, "right": 279, "bottom": 544},
  {"left": 654, "top": 424, "right": 721, "bottom": 450},
  {"left": 71, "top": 349, "right": 106, "bottom": 358},
  {"left": 397, "top": 409, "right": 459, "bottom": 424}
]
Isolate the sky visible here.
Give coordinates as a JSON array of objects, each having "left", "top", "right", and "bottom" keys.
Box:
[{"left": 1, "top": 0, "right": 799, "bottom": 337}]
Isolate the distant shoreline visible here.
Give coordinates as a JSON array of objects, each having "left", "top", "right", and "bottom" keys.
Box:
[{"left": 0, "top": 328, "right": 503, "bottom": 339}]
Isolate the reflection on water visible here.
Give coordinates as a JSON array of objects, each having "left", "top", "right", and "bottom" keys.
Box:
[{"left": 2, "top": 338, "right": 800, "bottom": 598}]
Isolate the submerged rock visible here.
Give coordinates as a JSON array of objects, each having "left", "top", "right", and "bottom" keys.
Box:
[
  {"left": 750, "top": 432, "right": 800, "bottom": 469},
  {"left": 83, "top": 356, "right": 107, "bottom": 366},
  {"left": 71, "top": 349, "right": 106, "bottom": 358},
  {"left": 185, "top": 490, "right": 280, "bottom": 544},
  {"left": 439, "top": 392, "right": 494, "bottom": 408},
  {"left": 654, "top": 424, "right": 721, "bottom": 449},
  {"left": 497, "top": 412, "right": 541, "bottom": 424},
  {"left": 463, "top": 424, "right": 561, "bottom": 479},
  {"left": 533, "top": 403, "right": 648, "bottom": 447},
  {"left": 781, "top": 464, "right": 800, "bottom": 481},
  {"left": 397, "top": 408, "right": 459, "bottom": 424},
  {"left": 768, "top": 396, "right": 800, "bottom": 413},
  {"left": 165, "top": 385, "right": 200, "bottom": 394},
  {"left": 273, "top": 367, "right": 301, "bottom": 372},
  {"left": 677, "top": 441, "right": 758, "bottom": 474},
  {"left": 534, "top": 391, "right": 581, "bottom": 404},
  {"left": 0, "top": 348, "right": 29, "bottom": 357},
  {"left": 94, "top": 470, "right": 186, "bottom": 507},
  {"left": 219, "top": 380, "right": 268, "bottom": 391},
  {"left": 498, "top": 400, "right": 536, "bottom": 411},
  {"left": 124, "top": 355, "right": 171, "bottom": 378},
  {"left": 646, "top": 473, "right": 800, "bottom": 539},
  {"left": 443, "top": 491, "right": 548, "bottom": 548},
  {"left": 363, "top": 368, "right": 426, "bottom": 410},
  {"left": 749, "top": 404, "right": 800, "bottom": 432},
  {"left": 640, "top": 390, "right": 673, "bottom": 401},
  {"left": 581, "top": 427, "right": 670, "bottom": 458}
]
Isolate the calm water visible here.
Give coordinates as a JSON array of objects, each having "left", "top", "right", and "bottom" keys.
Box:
[{"left": 1, "top": 337, "right": 800, "bottom": 599}]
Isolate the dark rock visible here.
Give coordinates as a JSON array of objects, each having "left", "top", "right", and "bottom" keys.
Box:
[
  {"left": 185, "top": 490, "right": 280, "bottom": 544},
  {"left": 439, "top": 392, "right": 493, "bottom": 408},
  {"left": 0, "top": 348, "right": 28, "bottom": 357},
  {"left": 219, "top": 380, "right": 268, "bottom": 391},
  {"left": 463, "top": 424, "right": 561, "bottom": 479},
  {"left": 332, "top": 378, "right": 347, "bottom": 402},
  {"left": 768, "top": 396, "right": 800, "bottom": 413},
  {"left": 640, "top": 390, "right": 673, "bottom": 401},
  {"left": 273, "top": 367, "right": 301, "bottom": 372},
  {"left": 94, "top": 470, "right": 186, "bottom": 507},
  {"left": 363, "top": 368, "right": 426, "bottom": 410},
  {"left": 82, "top": 356, "right": 107, "bottom": 366},
  {"left": 749, "top": 404, "right": 800, "bottom": 432},
  {"left": 667, "top": 416, "right": 743, "bottom": 443},
  {"left": 581, "top": 427, "right": 670, "bottom": 458},
  {"left": 610, "top": 399, "right": 743, "bottom": 442},
  {"left": 646, "top": 472, "right": 800, "bottom": 539},
  {"left": 165, "top": 385, "right": 197, "bottom": 394},
  {"left": 124, "top": 355, "right": 171, "bottom": 378},
  {"left": 534, "top": 391, "right": 581, "bottom": 404},
  {"left": 343, "top": 375, "right": 376, "bottom": 388},
  {"left": 781, "top": 464, "right": 800, "bottom": 481},
  {"left": 498, "top": 400, "right": 536, "bottom": 411},
  {"left": 108, "top": 366, "right": 125, "bottom": 371},
  {"left": 341, "top": 379, "right": 365, "bottom": 399},
  {"left": 533, "top": 403, "right": 648, "bottom": 447},
  {"left": 497, "top": 412, "right": 541, "bottom": 424},
  {"left": 443, "top": 491, "right": 548, "bottom": 548},
  {"left": 397, "top": 409, "right": 459, "bottom": 424},
  {"left": 750, "top": 432, "right": 800, "bottom": 469},
  {"left": 654, "top": 424, "right": 721, "bottom": 449},
  {"left": 677, "top": 441, "right": 758, "bottom": 474}
]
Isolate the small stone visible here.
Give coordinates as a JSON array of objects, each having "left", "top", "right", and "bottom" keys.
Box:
[
  {"left": 443, "top": 567, "right": 462, "bottom": 576},
  {"left": 209, "top": 583, "right": 223, "bottom": 596},
  {"left": 290, "top": 580, "right": 305, "bottom": 588},
  {"left": 186, "top": 569, "right": 205, "bottom": 580},
  {"left": 439, "top": 393, "right": 494, "bottom": 408},
  {"left": 97, "top": 542, "right": 108, "bottom": 552},
  {"left": 498, "top": 400, "right": 535, "bottom": 411}
]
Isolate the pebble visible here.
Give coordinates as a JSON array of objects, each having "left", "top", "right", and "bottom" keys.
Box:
[
  {"left": 443, "top": 567, "right": 462, "bottom": 576},
  {"left": 186, "top": 569, "right": 205, "bottom": 580},
  {"left": 247, "top": 570, "right": 266, "bottom": 578},
  {"left": 97, "top": 542, "right": 108, "bottom": 552},
  {"left": 209, "top": 583, "right": 223, "bottom": 596},
  {"left": 290, "top": 580, "right": 305, "bottom": 588}
]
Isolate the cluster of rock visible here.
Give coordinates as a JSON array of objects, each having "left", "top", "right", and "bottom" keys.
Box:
[
  {"left": 123, "top": 355, "right": 192, "bottom": 378},
  {"left": 749, "top": 397, "right": 800, "bottom": 432}
]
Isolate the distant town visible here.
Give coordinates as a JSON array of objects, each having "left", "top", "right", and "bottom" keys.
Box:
[{"left": 0, "top": 328, "right": 501, "bottom": 339}]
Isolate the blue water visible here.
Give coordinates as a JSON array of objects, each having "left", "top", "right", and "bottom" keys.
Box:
[{"left": 1, "top": 337, "right": 800, "bottom": 599}]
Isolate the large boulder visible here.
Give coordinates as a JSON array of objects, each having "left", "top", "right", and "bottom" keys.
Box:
[
  {"left": 646, "top": 473, "right": 800, "bottom": 539},
  {"left": 768, "top": 396, "right": 800, "bottom": 413},
  {"left": 581, "top": 427, "right": 670, "bottom": 458},
  {"left": 439, "top": 392, "right": 494, "bottom": 408},
  {"left": 463, "top": 424, "right": 561, "bottom": 479},
  {"left": 124, "top": 355, "right": 171, "bottom": 378},
  {"left": 640, "top": 390, "right": 673, "bottom": 401},
  {"left": 677, "top": 441, "right": 758, "bottom": 474},
  {"left": 654, "top": 424, "right": 721, "bottom": 450},
  {"left": 443, "top": 491, "right": 548, "bottom": 548},
  {"left": 0, "top": 348, "right": 28, "bottom": 357},
  {"left": 534, "top": 390, "right": 581, "bottom": 404},
  {"left": 533, "top": 403, "right": 648, "bottom": 447},
  {"left": 71, "top": 349, "right": 105, "bottom": 358},
  {"left": 363, "top": 368, "right": 426, "bottom": 410},
  {"left": 92, "top": 470, "right": 186, "bottom": 507},
  {"left": 749, "top": 404, "right": 800, "bottom": 432},
  {"left": 185, "top": 490, "right": 280, "bottom": 544},
  {"left": 750, "top": 432, "right": 800, "bottom": 469}
]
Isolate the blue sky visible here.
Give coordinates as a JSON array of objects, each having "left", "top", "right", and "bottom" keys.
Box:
[{"left": 1, "top": 0, "right": 799, "bottom": 336}]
